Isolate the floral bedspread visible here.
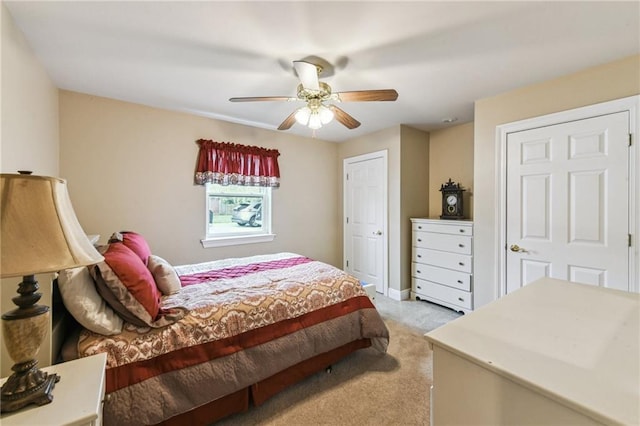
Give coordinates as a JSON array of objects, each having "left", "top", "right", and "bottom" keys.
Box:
[
  {"left": 79, "top": 252, "right": 382, "bottom": 369},
  {"left": 76, "top": 252, "right": 389, "bottom": 425}
]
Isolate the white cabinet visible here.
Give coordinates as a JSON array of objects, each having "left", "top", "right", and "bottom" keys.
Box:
[
  {"left": 0, "top": 353, "right": 107, "bottom": 426},
  {"left": 425, "top": 278, "right": 640, "bottom": 425},
  {"left": 410, "top": 218, "right": 473, "bottom": 313}
]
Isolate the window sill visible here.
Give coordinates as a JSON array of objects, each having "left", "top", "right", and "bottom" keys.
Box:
[{"left": 201, "top": 233, "right": 276, "bottom": 248}]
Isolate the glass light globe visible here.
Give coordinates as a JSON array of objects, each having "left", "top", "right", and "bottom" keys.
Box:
[
  {"left": 318, "top": 105, "right": 334, "bottom": 124},
  {"left": 308, "top": 113, "right": 322, "bottom": 130},
  {"left": 295, "top": 106, "right": 311, "bottom": 125}
]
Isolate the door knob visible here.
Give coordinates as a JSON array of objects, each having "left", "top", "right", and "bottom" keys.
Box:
[
  {"left": 373, "top": 230, "right": 382, "bottom": 236},
  {"left": 510, "top": 244, "right": 526, "bottom": 253}
]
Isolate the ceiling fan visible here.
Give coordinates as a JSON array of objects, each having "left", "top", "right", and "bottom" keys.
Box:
[{"left": 229, "top": 60, "right": 398, "bottom": 131}]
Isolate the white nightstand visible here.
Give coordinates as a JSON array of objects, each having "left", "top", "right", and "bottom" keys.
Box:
[{"left": 0, "top": 353, "right": 107, "bottom": 426}]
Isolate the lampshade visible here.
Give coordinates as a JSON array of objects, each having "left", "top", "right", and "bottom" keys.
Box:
[{"left": 0, "top": 173, "right": 104, "bottom": 278}]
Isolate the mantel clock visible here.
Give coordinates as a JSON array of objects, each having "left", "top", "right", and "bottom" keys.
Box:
[{"left": 440, "top": 178, "right": 465, "bottom": 220}]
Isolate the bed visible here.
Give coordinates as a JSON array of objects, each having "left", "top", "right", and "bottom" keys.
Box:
[{"left": 55, "top": 233, "right": 389, "bottom": 426}]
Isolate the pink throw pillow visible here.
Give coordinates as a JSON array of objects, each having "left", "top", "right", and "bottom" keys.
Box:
[
  {"left": 96, "top": 242, "right": 161, "bottom": 323},
  {"left": 121, "top": 231, "right": 152, "bottom": 266}
]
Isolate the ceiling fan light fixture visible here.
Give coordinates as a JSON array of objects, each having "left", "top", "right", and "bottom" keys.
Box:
[
  {"left": 295, "top": 106, "right": 311, "bottom": 125},
  {"left": 318, "top": 104, "right": 334, "bottom": 124},
  {"left": 231, "top": 60, "right": 397, "bottom": 132},
  {"left": 308, "top": 113, "right": 323, "bottom": 130}
]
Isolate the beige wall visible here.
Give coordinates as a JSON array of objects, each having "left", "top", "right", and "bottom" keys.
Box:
[
  {"left": 473, "top": 54, "right": 640, "bottom": 309},
  {"left": 428, "top": 122, "right": 474, "bottom": 219},
  {"left": 59, "top": 91, "right": 341, "bottom": 268},
  {"left": 1, "top": 5, "right": 59, "bottom": 175},
  {"left": 338, "top": 125, "right": 429, "bottom": 297},
  {"left": 400, "top": 125, "right": 430, "bottom": 293},
  {"left": 1, "top": 5, "right": 60, "bottom": 376}
]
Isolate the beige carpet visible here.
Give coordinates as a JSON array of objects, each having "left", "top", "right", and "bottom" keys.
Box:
[{"left": 216, "top": 319, "right": 432, "bottom": 425}]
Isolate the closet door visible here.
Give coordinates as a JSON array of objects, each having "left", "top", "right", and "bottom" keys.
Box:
[
  {"left": 506, "top": 111, "right": 630, "bottom": 292},
  {"left": 344, "top": 151, "right": 388, "bottom": 295}
]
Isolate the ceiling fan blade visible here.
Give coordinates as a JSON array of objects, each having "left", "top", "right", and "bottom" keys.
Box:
[
  {"left": 229, "top": 96, "right": 295, "bottom": 102},
  {"left": 328, "top": 105, "right": 361, "bottom": 129},
  {"left": 293, "top": 61, "right": 320, "bottom": 91},
  {"left": 277, "top": 111, "right": 298, "bottom": 130},
  {"left": 335, "top": 89, "right": 398, "bottom": 102}
]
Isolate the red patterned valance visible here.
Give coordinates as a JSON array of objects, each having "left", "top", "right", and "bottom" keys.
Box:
[{"left": 194, "top": 139, "right": 280, "bottom": 187}]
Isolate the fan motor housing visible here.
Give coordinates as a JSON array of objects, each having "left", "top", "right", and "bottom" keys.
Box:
[{"left": 297, "top": 82, "right": 332, "bottom": 101}]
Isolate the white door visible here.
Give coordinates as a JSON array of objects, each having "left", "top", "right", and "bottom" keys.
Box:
[
  {"left": 506, "top": 111, "right": 630, "bottom": 292},
  {"left": 344, "top": 152, "right": 387, "bottom": 294}
]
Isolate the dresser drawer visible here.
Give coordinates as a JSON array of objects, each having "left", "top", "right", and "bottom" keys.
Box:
[
  {"left": 413, "top": 248, "right": 472, "bottom": 273},
  {"left": 413, "top": 278, "right": 472, "bottom": 310},
  {"left": 412, "top": 221, "right": 473, "bottom": 236},
  {"left": 413, "top": 231, "right": 472, "bottom": 255},
  {"left": 412, "top": 263, "right": 471, "bottom": 291}
]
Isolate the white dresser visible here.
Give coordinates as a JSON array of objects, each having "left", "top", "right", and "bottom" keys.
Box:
[
  {"left": 410, "top": 218, "right": 473, "bottom": 313},
  {"left": 425, "top": 278, "right": 639, "bottom": 425}
]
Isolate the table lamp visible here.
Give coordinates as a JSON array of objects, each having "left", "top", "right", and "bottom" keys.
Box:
[{"left": 0, "top": 172, "right": 104, "bottom": 413}]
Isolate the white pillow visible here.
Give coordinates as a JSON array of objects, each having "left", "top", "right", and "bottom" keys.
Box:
[
  {"left": 58, "top": 266, "right": 123, "bottom": 335},
  {"left": 148, "top": 255, "right": 181, "bottom": 295}
]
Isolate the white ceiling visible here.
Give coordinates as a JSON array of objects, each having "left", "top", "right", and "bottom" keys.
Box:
[{"left": 5, "top": 1, "right": 639, "bottom": 142}]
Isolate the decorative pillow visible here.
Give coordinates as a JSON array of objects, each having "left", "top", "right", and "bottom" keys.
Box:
[
  {"left": 148, "top": 255, "right": 181, "bottom": 295},
  {"left": 92, "top": 243, "right": 186, "bottom": 328},
  {"left": 109, "top": 231, "right": 152, "bottom": 266},
  {"left": 93, "top": 242, "right": 161, "bottom": 325},
  {"left": 57, "top": 266, "right": 123, "bottom": 335},
  {"left": 93, "top": 267, "right": 148, "bottom": 327}
]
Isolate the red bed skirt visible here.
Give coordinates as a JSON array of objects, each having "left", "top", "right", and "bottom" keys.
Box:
[{"left": 155, "top": 338, "right": 372, "bottom": 425}]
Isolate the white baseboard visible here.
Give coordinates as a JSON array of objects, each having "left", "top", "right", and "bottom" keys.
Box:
[{"left": 387, "top": 287, "right": 410, "bottom": 301}]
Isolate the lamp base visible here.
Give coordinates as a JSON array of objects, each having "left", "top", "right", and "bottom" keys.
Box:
[
  {"left": 1, "top": 362, "right": 60, "bottom": 412},
  {"left": 0, "top": 274, "right": 60, "bottom": 413}
]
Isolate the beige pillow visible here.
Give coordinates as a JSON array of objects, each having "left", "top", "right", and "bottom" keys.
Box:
[
  {"left": 148, "top": 255, "right": 181, "bottom": 295},
  {"left": 58, "top": 266, "right": 123, "bottom": 335}
]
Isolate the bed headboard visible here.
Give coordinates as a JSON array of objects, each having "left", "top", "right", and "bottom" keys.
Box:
[{"left": 51, "top": 278, "right": 77, "bottom": 364}]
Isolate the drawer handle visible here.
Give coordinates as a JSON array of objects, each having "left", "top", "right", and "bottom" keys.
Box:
[
  {"left": 418, "top": 239, "right": 422, "bottom": 242},
  {"left": 418, "top": 226, "right": 422, "bottom": 229},
  {"left": 417, "top": 254, "right": 422, "bottom": 258},
  {"left": 417, "top": 285, "right": 422, "bottom": 290},
  {"left": 459, "top": 229, "right": 465, "bottom": 233},
  {"left": 458, "top": 297, "right": 464, "bottom": 302},
  {"left": 417, "top": 270, "right": 421, "bottom": 274},
  {"left": 457, "top": 280, "right": 463, "bottom": 284},
  {"left": 458, "top": 262, "right": 464, "bottom": 266},
  {"left": 458, "top": 244, "right": 464, "bottom": 248}
]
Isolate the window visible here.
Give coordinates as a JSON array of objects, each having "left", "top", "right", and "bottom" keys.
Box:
[
  {"left": 194, "top": 139, "right": 280, "bottom": 247},
  {"left": 202, "top": 183, "right": 273, "bottom": 247}
]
